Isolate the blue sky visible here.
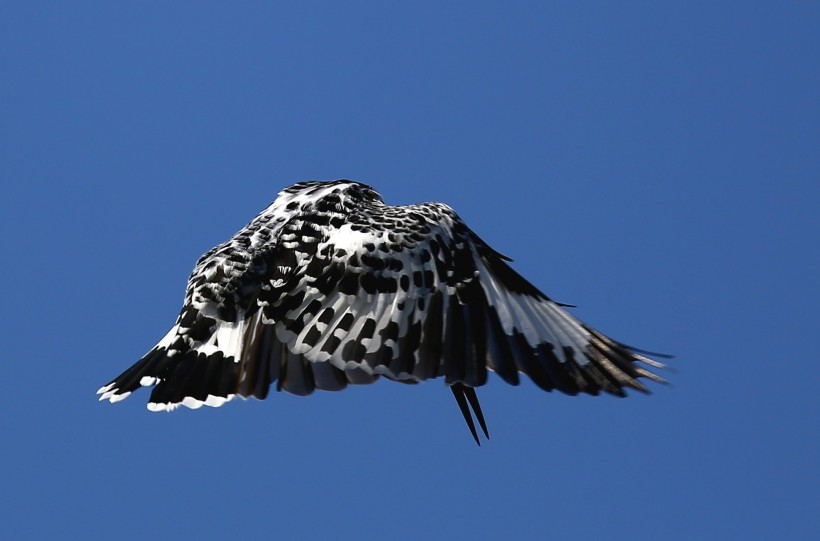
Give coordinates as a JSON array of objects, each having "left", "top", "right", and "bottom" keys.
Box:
[{"left": 2, "top": 2, "right": 817, "bottom": 539}]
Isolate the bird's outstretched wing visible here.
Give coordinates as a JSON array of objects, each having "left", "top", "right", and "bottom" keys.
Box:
[
  {"left": 98, "top": 181, "right": 666, "bottom": 443},
  {"left": 249, "top": 206, "right": 666, "bottom": 395}
]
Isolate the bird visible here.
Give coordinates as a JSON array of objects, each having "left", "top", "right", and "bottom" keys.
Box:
[{"left": 97, "top": 180, "right": 668, "bottom": 444}]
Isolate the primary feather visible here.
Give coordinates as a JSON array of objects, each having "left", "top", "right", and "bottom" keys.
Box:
[{"left": 98, "top": 180, "right": 667, "bottom": 443}]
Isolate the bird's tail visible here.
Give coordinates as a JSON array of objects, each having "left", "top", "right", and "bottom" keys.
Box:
[{"left": 450, "top": 383, "right": 489, "bottom": 445}]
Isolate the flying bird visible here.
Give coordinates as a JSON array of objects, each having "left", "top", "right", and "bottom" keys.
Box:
[{"left": 98, "top": 180, "right": 668, "bottom": 444}]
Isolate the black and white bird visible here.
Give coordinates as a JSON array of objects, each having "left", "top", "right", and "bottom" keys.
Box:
[{"left": 98, "top": 180, "right": 668, "bottom": 444}]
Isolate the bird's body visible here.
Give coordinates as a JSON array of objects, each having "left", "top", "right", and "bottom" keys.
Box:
[{"left": 98, "top": 180, "right": 666, "bottom": 443}]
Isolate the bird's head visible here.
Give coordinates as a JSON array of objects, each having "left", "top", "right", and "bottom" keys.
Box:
[{"left": 276, "top": 180, "right": 384, "bottom": 213}]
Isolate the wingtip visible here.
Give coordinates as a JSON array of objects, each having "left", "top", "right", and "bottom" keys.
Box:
[
  {"left": 97, "top": 388, "right": 130, "bottom": 403},
  {"left": 96, "top": 382, "right": 115, "bottom": 395},
  {"left": 623, "top": 344, "right": 675, "bottom": 360}
]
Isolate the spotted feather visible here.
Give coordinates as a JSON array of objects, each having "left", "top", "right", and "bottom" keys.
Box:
[{"left": 98, "top": 180, "right": 669, "bottom": 443}]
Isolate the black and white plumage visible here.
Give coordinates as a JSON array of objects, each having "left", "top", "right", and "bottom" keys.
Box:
[{"left": 98, "top": 180, "right": 667, "bottom": 443}]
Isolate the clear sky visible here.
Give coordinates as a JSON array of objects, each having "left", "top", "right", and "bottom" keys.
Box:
[{"left": 2, "top": 2, "right": 817, "bottom": 540}]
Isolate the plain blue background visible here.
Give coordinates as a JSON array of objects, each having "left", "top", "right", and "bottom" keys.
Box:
[{"left": 2, "top": 2, "right": 817, "bottom": 540}]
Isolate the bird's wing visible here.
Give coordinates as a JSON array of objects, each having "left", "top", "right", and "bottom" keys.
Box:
[
  {"left": 98, "top": 204, "right": 665, "bottom": 412},
  {"left": 251, "top": 207, "right": 665, "bottom": 397},
  {"left": 468, "top": 241, "right": 667, "bottom": 395}
]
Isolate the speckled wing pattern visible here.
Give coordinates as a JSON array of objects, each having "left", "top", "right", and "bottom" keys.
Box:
[{"left": 98, "top": 180, "right": 667, "bottom": 444}]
